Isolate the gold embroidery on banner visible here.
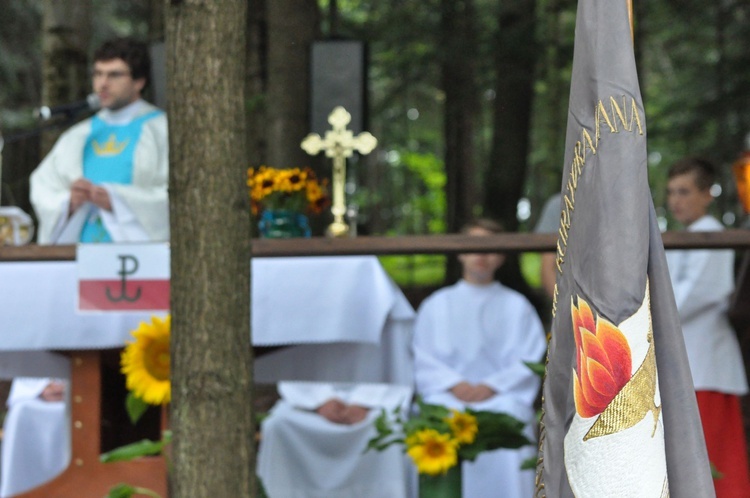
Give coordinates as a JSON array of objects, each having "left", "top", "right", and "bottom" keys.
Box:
[
  {"left": 609, "top": 96, "right": 627, "bottom": 132},
  {"left": 563, "top": 191, "right": 575, "bottom": 215},
  {"left": 608, "top": 95, "right": 644, "bottom": 135},
  {"left": 660, "top": 476, "right": 670, "bottom": 498},
  {"left": 596, "top": 99, "right": 617, "bottom": 136},
  {"left": 583, "top": 281, "right": 660, "bottom": 440},
  {"left": 534, "top": 341, "right": 552, "bottom": 498},
  {"left": 93, "top": 134, "right": 129, "bottom": 156},
  {"left": 549, "top": 94, "right": 644, "bottom": 317},
  {"left": 574, "top": 141, "right": 585, "bottom": 167},
  {"left": 629, "top": 97, "right": 644, "bottom": 135},
  {"left": 540, "top": 93, "right": 646, "bottom": 494},
  {"left": 584, "top": 331, "right": 660, "bottom": 440},
  {"left": 582, "top": 128, "right": 597, "bottom": 156},
  {"left": 551, "top": 284, "right": 558, "bottom": 316}
]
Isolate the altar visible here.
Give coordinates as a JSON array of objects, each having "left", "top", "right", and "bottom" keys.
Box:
[
  {"left": 0, "top": 254, "right": 414, "bottom": 379},
  {"left": 0, "top": 254, "right": 415, "bottom": 497}
]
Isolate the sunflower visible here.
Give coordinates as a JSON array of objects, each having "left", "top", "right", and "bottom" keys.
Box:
[
  {"left": 446, "top": 410, "right": 478, "bottom": 445},
  {"left": 406, "top": 428, "right": 459, "bottom": 475},
  {"left": 255, "top": 169, "right": 278, "bottom": 199},
  {"left": 121, "top": 315, "right": 171, "bottom": 405},
  {"left": 278, "top": 168, "right": 308, "bottom": 192}
]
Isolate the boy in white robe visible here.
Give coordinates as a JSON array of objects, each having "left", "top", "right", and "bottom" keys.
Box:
[
  {"left": 665, "top": 157, "right": 750, "bottom": 496},
  {"left": 413, "top": 218, "right": 547, "bottom": 498}
]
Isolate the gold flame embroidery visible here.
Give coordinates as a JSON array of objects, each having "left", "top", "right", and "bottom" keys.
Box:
[{"left": 572, "top": 285, "right": 660, "bottom": 441}]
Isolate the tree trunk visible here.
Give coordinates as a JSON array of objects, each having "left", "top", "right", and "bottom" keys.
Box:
[
  {"left": 40, "top": 0, "right": 91, "bottom": 155},
  {"left": 530, "top": 0, "right": 572, "bottom": 217},
  {"left": 441, "top": 0, "right": 478, "bottom": 234},
  {"left": 266, "top": 0, "right": 319, "bottom": 167},
  {"left": 485, "top": 0, "right": 537, "bottom": 231},
  {"left": 441, "top": 0, "right": 478, "bottom": 283},
  {"left": 246, "top": 0, "right": 268, "bottom": 165},
  {"left": 485, "top": 0, "right": 542, "bottom": 307},
  {"left": 166, "top": 1, "right": 254, "bottom": 497}
]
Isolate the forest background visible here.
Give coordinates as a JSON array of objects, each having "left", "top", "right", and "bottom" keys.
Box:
[{"left": 1, "top": 0, "right": 750, "bottom": 292}]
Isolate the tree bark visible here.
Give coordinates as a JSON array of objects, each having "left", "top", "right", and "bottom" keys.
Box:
[
  {"left": 440, "top": 0, "right": 478, "bottom": 283},
  {"left": 485, "top": 0, "right": 542, "bottom": 307},
  {"left": 441, "top": 0, "right": 478, "bottom": 235},
  {"left": 266, "top": 0, "right": 319, "bottom": 167},
  {"left": 166, "top": 1, "right": 254, "bottom": 496},
  {"left": 246, "top": 0, "right": 268, "bottom": 165},
  {"left": 41, "top": 0, "right": 91, "bottom": 155},
  {"left": 485, "top": 0, "right": 537, "bottom": 232}
]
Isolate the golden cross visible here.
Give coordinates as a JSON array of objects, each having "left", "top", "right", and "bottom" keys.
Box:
[{"left": 301, "top": 106, "right": 377, "bottom": 237}]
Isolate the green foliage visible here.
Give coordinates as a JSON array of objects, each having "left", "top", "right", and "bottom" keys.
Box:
[
  {"left": 524, "top": 361, "right": 546, "bottom": 378},
  {"left": 378, "top": 254, "right": 445, "bottom": 287},
  {"left": 102, "top": 430, "right": 172, "bottom": 498},
  {"left": 100, "top": 431, "right": 172, "bottom": 463},
  {"left": 125, "top": 392, "right": 150, "bottom": 425},
  {"left": 520, "top": 252, "right": 542, "bottom": 289},
  {"left": 521, "top": 455, "right": 538, "bottom": 470},
  {"left": 106, "top": 484, "right": 162, "bottom": 498},
  {"left": 367, "top": 397, "right": 531, "bottom": 465}
]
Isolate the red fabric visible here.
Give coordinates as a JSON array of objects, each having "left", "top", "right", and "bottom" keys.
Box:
[{"left": 696, "top": 391, "right": 750, "bottom": 498}]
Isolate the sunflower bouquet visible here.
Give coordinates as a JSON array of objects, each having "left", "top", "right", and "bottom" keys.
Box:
[
  {"left": 367, "top": 398, "right": 531, "bottom": 497},
  {"left": 246, "top": 165, "right": 330, "bottom": 216}
]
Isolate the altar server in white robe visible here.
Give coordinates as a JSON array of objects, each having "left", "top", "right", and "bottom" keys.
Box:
[
  {"left": 0, "top": 379, "right": 69, "bottom": 498},
  {"left": 664, "top": 157, "right": 750, "bottom": 496},
  {"left": 413, "top": 218, "right": 547, "bottom": 498},
  {"left": 257, "top": 381, "right": 414, "bottom": 498},
  {"left": 1, "top": 37, "right": 168, "bottom": 497}
]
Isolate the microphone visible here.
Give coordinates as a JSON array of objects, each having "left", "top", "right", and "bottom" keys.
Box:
[{"left": 35, "top": 94, "right": 101, "bottom": 121}]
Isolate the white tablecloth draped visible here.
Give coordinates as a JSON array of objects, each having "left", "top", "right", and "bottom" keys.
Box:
[{"left": 0, "top": 255, "right": 415, "bottom": 381}]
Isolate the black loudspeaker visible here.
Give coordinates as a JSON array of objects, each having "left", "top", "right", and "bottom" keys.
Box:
[{"left": 310, "top": 40, "right": 367, "bottom": 135}]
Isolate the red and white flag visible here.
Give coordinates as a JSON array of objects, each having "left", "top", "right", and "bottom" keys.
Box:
[{"left": 77, "top": 243, "right": 170, "bottom": 312}]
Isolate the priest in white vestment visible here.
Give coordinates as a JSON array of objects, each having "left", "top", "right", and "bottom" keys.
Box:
[
  {"left": 1, "top": 37, "right": 168, "bottom": 497},
  {"left": 413, "top": 219, "right": 547, "bottom": 498}
]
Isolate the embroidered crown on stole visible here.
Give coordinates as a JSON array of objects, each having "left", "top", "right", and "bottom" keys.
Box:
[{"left": 93, "top": 134, "right": 129, "bottom": 156}]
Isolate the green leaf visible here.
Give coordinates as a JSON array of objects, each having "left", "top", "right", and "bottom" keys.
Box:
[
  {"left": 459, "top": 410, "right": 533, "bottom": 461},
  {"left": 107, "top": 484, "right": 138, "bottom": 498},
  {"left": 520, "top": 455, "right": 538, "bottom": 470},
  {"left": 106, "top": 484, "right": 162, "bottom": 498},
  {"left": 100, "top": 438, "right": 167, "bottom": 463},
  {"left": 126, "top": 392, "right": 150, "bottom": 425},
  {"left": 524, "top": 361, "right": 546, "bottom": 378}
]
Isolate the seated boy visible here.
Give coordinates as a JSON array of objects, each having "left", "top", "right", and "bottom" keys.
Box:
[{"left": 412, "top": 218, "right": 547, "bottom": 498}]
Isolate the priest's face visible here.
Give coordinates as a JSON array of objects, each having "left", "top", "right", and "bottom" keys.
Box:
[
  {"left": 92, "top": 58, "right": 146, "bottom": 111},
  {"left": 458, "top": 227, "right": 505, "bottom": 285}
]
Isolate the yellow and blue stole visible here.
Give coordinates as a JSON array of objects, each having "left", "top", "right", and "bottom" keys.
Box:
[{"left": 79, "top": 111, "right": 162, "bottom": 242}]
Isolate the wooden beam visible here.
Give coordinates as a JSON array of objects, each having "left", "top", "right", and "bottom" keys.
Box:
[{"left": 2, "top": 230, "right": 750, "bottom": 262}]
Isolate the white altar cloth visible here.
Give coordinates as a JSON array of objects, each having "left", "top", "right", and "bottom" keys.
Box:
[
  {"left": 0, "top": 255, "right": 415, "bottom": 496},
  {"left": 0, "top": 255, "right": 414, "bottom": 381}
]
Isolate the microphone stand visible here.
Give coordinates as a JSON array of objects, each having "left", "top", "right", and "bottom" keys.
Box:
[{"left": 2, "top": 111, "right": 88, "bottom": 145}]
